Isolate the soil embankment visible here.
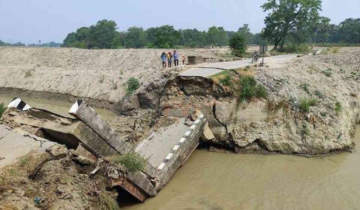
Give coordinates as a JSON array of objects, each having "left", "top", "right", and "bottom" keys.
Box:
[{"left": 160, "top": 48, "right": 360, "bottom": 155}]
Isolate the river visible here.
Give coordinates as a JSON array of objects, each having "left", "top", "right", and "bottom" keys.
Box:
[
  {"left": 123, "top": 131, "right": 360, "bottom": 210},
  {"left": 1, "top": 95, "right": 360, "bottom": 210}
]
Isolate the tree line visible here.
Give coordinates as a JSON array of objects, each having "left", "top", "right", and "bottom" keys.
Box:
[
  {"left": 62, "top": 20, "right": 265, "bottom": 49},
  {"left": 0, "top": 40, "right": 61, "bottom": 47}
]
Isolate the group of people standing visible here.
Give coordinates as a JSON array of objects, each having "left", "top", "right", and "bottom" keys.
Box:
[{"left": 161, "top": 51, "right": 186, "bottom": 68}]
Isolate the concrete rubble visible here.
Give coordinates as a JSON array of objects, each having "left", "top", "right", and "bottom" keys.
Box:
[{"left": 0, "top": 98, "right": 209, "bottom": 203}]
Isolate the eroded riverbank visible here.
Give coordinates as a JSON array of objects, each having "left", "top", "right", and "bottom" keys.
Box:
[{"left": 123, "top": 126, "right": 360, "bottom": 210}]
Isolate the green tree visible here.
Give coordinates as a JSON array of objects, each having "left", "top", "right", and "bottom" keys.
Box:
[
  {"left": 146, "top": 25, "right": 180, "bottom": 48},
  {"left": 338, "top": 18, "right": 360, "bottom": 43},
  {"left": 87, "top": 20, "right": 122, "bottom": 49},
  {"left": 179, "top": 29, "right": 206, "bottom": 47},
  {"left": 125, "top": 27, "right": 147, "bottom": 48},
  {"left": 229, "top": 33, "right": 247, "bottom": 57},
  {"left": 206, "top": 26, "right": 228, "bottom": 46},
  {"left": 261, "top": 0, "right": 322, "bottom": 50},
  {"left": 238, "top": 24, "right": 254, "bottom": 44}
]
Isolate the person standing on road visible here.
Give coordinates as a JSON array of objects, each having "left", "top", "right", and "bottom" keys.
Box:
[
  {"left": 161, "top": 52, "right": 167, "bottom": 68},
  {"left": 182, "top": 54, "right": 186, "bottom": 65},
  {"left": 173, "top": 50, "right": 179, "bottom": 66},
  {"left": 167, "top": 52, "right": 173, "bottom": 68}
]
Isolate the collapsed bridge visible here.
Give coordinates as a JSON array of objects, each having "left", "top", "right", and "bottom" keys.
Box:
[{"left": 1, "top": 98, "right": 209, "bottom": 202}]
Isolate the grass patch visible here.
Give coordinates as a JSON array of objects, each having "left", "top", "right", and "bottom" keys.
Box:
[
  {"left": 126, "top": 77, "right": 140, "bottom": 95},
  {"left": 99, "top": 193, "right": 120, "bottom": 210},
  {"left": 239, "top": 76, "right": 268, "bottom": 101},
  {"left": 314, "top": 90, "right": 323, "bottom": 98},
  {"left": 113, "top": 153, "right": 146, "bottom": 173},
  {"left": 302, "top": 124, "right": 310, "bottom": 136},
  {"left": 282, "top": 44, "right": 312, "bottom": 54},
  {"left": 322, "top": 69, "right": 332, "bottom": 77},
  {"left": 335, "top": 102, "right": 342, "bottom": 113},
  {"left": 20, "top": 156, "right": 30, "bottom": 167},
  {"left": 219, "top": 74, "right": 232, "bottom": 86},
  {"left": 299, "top": 98, "right": 317, "bottom": 113},
  {"left": 322, "top": 47, "right": 340, "bottom": 55},
  {"left": 301, "top": 83, "right": 311, "bottom": 95},
  {"left": 0, "top": 103, "right": 5, "bottom": 118}
]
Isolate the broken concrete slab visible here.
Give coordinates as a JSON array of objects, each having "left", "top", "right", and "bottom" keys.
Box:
[
  {"left": 69, "top": 100, "right": 134, "bottom": 155},
  {"left": 155, "top": 115, "right": 206, "bottom": 190},
  {"left": 135, "top": 118, "right": 189, "bottom": 168},
  {"left": 2, "top": 108, "right": 120, "bottom": 157},
  {"left": 126, "top": 171, "right": 157, "bottom": 197},
  {"left": 0, "top": 124, "right": 55, "bottom": 170}
]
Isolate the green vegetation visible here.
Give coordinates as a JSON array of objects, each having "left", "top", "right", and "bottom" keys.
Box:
[
  {"left": 126, "top": 77, "right": 140, "bottom": 95},
  {"left": 322, "top": 69, "right": 332, "bottom": 77},
  {"left": 239, "top": 76, "right": 268, "bottom": 101},
  {"left": 219, "top": 74, "right": 232, "bottom": 86},
  {"left": 335, "top": 102, "right": 342, "bottom": 113},
  {"left": 301, "top": 83, "right": 311, "bottom": 95},
  {"left": 61, "top": 14, "right": 360, "bottom": 50},
  {"left": 283, "top": 44, "right": 311, "bottom": 53},
  {"left": 229, "top": 33, "right": 247, "bottom": 57},
  {"left": 299, "top": 98, "right": 317, "bottom": 113},
  {"left": 261, "top": 0, "right": 322, "bottom": 50},
  {"left": 0, "top": 103, "right": 5, "bottom": 118},
  {"left": 302, "top": 124, "right": 310, "bottom": 136},
  {"left": 20, "top": 156, "right": 30, "bottom": 167},
  {"left": 114, "top": 153, "right": 146, "bottom": 173},
  {"left": 314, "top": 90, "right": 323, "bottom": 98},
  {"left": 62, "top": 20, "right": 124, "bottom": 49},
  {"left": 322, "top": 47, "right": 340, "bottom": 55}
]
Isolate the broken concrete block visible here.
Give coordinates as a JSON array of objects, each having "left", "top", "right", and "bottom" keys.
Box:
[
  {"left": 69, "top": 100, "right": 134, "bottom": 155},
  {"left": 126, "top": 171, "right": 157, "bottom": 197},
  {"left": 75, "top": 144, "right": 97, "bottom": 162},
  {"left": 202, "top": 122, "right": 215, "bottom": 141},
  {"left": 2, "top": 108, "right": 120, "bottom": 157}
]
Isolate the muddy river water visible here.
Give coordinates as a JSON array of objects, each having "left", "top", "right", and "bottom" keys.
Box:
[{"left": 1, "top": 95, "right": 360, "bottom": 210}]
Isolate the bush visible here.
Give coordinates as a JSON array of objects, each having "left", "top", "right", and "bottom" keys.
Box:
[
  {"left": 322, "top": 47, "right": 340, "bottom": 55},
  {"left": 335, "top": 102, "right": 342, "bottom": 112},
  {"left": 126, "top": 77, "right": 140, "bottom": 95},
  {"left": 114, "top": 153, "right": 146, "bottom": 173},
  {"left": 283, "top": 43, "right": 311, "bottom": 53},
  {"left": 239, "top": 76, "right": 268, "bottom": 101},
  {"left": 219, "top": 74, "right": 232, "bottom": 86},
  {"left": 0, "top": 103, "right": 5, "bottom": 118},
  {"left": 322, "top": 69, "right": 332, "bottom": 77},
  {"left": 299, "top": 98, "right": 317, "bottom": 113},
  {"left": 301, "top": 83, "right": 310, "bottom": 94},
  {"left": 229, "top": 33, "right": 247, "bottom": 57}
]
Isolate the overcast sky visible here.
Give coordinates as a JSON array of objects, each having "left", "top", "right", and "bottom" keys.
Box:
[{"left": 0, "top": 0, "right": 359, "bottom": 44}]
